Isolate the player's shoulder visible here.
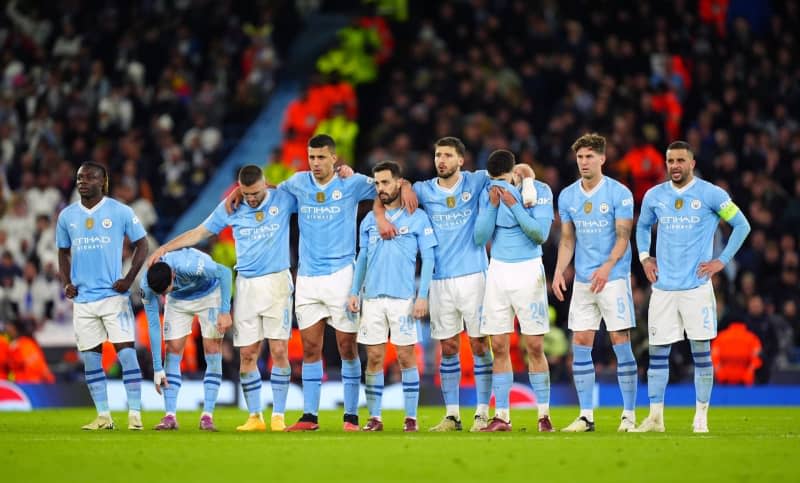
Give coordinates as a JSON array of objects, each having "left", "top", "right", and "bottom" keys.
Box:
[
  {"left": 342, "top": 172, "right": 372, "bottom": 186},
  {"left": 605, "top": 177, "right": 634, "bottom": 199},
  {"left": 643, "top": 181, "right": 669, "bottom": 200},
  {"left": 408, "top": 207, "right": 431, "bottom": 222},
  {"left": 559, "top": 180, "right": 581, "bottom": 198},
  {"left": 533, "top": 179, "right": 552, "bottom": 193},
  {"left": 57, "top": 202, "right": 80, "bottom": 219},
  {"left": 361, "top": 210, "right": 376, "bottom": 225}
]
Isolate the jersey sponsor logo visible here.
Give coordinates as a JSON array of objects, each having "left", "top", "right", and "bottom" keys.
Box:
[
  {"left": 300, "top": 206, "right": 341, "bottom": 215},
  {"left": 430, "top": 209, "right": 473, "bottom": 228},
  {"left": 315, "top": 192, "right": 326, "bottom": 203},
  {"left": 72, "top": 235, "right": 112, "bottom": 250},
  {"left": 269, "top": 206, "right": 279, "bottom": 216},
  {"left": 424, "top": 227, "right": 434, "bottom": 236},
  {"left": 583, "top": 201, "right": 592, "bottom": 214},
  {"left": 102, "top": 218, "right": 112, "bottom": 228},
  {"left": 85, "top": 217, "right": 94, "bottom": 229},
  {"left": 574, "top": 219, "right": 610, "bottom": 228},
  {"left": 691, "top": 199, "right": 701, "bottom": 209},
  {"left": 461, "top": 192, "right": 472, "bottom": 202},
  {"left": 674, "top": 198, "right": 684, "bottom": 209},
  {"left": 446, "top": 196, "right": 456, "bottom": 208},
  {"left": 332, "top": 190, "right": 342, "bottom": 201},
  {"left": 255, "top": 211, "right": 265, "bottom": 222},
  {"left": 239, "top": 224, "right": 281, "bottom": 238},
  {"left": 599, "top": 202, "right": 609, "bottom": 214}
]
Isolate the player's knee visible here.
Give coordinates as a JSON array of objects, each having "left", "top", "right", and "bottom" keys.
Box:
[
  {"left": 336, "top": 336, "right": 358, "bottom": 360},
  {"left": 269, "top": 342, "right": 289, "bottom": 364},
  {"left": 113, "top": 341, "right": 135, "bottom": 351},
  {"left": 239, "top": 346, "right": 259, "bottom": 366},
  {"left": 526, "top": 338, "right": 544, "bottom": 357},
  {"left": 440, "top": 336, "right": 460, "bottom": 356},
  {"left": 491, "top": 339, "right": 509, "bottom": 356},
  {"left": 202, "top": 339, "right": 222, "bottom": 355},
  {"left": 397, "top": 347, "right": 416, "bottom": 368},
  {"left": 469, "top": 336, "right": 490, "bottom": 356}
]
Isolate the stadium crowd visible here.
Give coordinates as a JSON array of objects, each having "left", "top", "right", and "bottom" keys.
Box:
[{"left": 0, "top": 0, "right": 798, "bottom": 389}]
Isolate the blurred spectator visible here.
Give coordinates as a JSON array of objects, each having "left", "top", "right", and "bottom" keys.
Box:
[
  {"left": 712, "top": 321, "right": 762, "bottom": 386},
  {"left": 6, "top": 318, "right": 54, "bottom": 383}
]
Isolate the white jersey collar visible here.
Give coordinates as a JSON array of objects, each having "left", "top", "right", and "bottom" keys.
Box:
[
  {"left": 579, "top": 176, "right": 606, "bottom": 197},
  {"left": 79, "top": 196, "right": 108, "bottom": 215},
  {"left": 670, "top": 177, "right": 697, "bottom": 194}
]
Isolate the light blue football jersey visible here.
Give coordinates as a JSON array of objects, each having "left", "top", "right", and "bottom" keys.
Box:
[
  {"left": 280, "top": 172, "right": 376, "bottom": 276},
  {"left": 56, "top": 197, "right": 147, "bottom": 303},
  {"left": 638, "top": 178, "right": 737, "bottom": 290},
  {"left": 558, "top": 176, "right": 634, "bottom": 283},
  {"left": 141, "top": 248, "right": 219, "bottom": 301},
  {"left": 481, "top": 179, "right": 554, "bottom": 262},
  {"left": 413, "top": 170, "right": 490, "bottom": 279},
  {"left": 358, "top": 208, "right": 438, "bottom": 299},
  {"left": 203, "top": 188, "right": 296, "bottom": 277}
]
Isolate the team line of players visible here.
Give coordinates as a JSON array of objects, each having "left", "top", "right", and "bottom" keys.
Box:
[{"left": 57, "top": 133, "right": 750, "bottom": 433}]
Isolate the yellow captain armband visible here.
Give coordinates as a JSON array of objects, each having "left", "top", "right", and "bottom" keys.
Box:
[{"left": 717, "top": 200, "right": 740, "bottom": 221}]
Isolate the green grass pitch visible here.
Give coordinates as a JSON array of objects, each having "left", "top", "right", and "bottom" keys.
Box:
[{"left": 2, "top": 407, "right": 798, "bottom": 483}]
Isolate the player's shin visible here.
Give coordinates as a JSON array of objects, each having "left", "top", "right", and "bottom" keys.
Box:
[
  {"left": 203, "top": 352, "right": 223, "bottom": 415},
  {"left": 401, "top": 367, "right": 420, "bottom": 419},
  {"left": 440, "top": 354, "right": 461, "bottom": 417},
  {"left": 118, "top": 347, "right": 142, "bottom": 414},
  {"left": 164, "top": 352, "right": 183, "bottom": 415},
  {"left": 81, "top": 350, "right": 109, "bottom": 415},
  {"left": 571, "top": 343, "right": 594, "bottom": 421},
  {"left": 613, "top": 341, "right": 638, "bottom": 420}
]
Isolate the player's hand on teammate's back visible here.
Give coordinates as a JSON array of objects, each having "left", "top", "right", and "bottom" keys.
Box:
[
  {"left": 500, "top": 188, "right": 517, "bottom": 207},
  {"left": 112, "top": 278, "right": 133, "bottom": 293},
  {"left": 413, "top": 298, "right": 428, "bottom": 319},
  {"left": 154, "top": 370, "right": 168, "bottom": 395},
  {"left": 347, "top": 295, "right": 360, "bottom": 313},
  {"left": 552, "top": 272, "right": 567, "bottom": 302},
  {"left": 489, "top": 186, "right": 502, "bottom": 207},
  {"left": 697, "top": 259, "right": 724, "bottom": 279},
  {"left": 643, "top": 257, "right": 658, "bottom": 283},
  {"left": 216, "top": 313, "right": 232, "bottom": 334},
  {"left": 590, "top": 262, "right": 612, "bottom": 293},
  {"left": 224, "top": 187, "right": 243, "bottom": 214},
  {"left": 376, "top": 216, "right": 398, "bottom": 240},
  {"left": 64, "top": 283, "right": 77, "bottom": 299}
]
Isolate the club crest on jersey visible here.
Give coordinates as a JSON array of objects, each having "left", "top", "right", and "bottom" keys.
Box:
[
  {"left": 316, "top": 192, "right": 326, "bottom": 203},
  {"left": 255, "top": 211, "right": 265, "bottom": 222},
  {"left": 446, "top": 196, "right": 456, "bottom": 208},
  {"left": 269, "top": 206, "right": 279, "bottom": 216},
  {"left": 691, "top": 199, "right": 701, "bottom": 209},
  {"left": 461, "top": 192, "right": 472, "bottom": 202},
  {"left": 332, "top": 190, "right": 342, "bottom": 201},
  {"left": 102, "top": 218, "right": 112, "bottom": 229},
  {"left": 675, "top": 198, "right": 684, "bottom": 210},
  {"left": 583, "top": 201, "right": 592, "bottom": 214},
  {"left": 599, "top": 203, "right": 609, "bottom": 214},
  {"left": 399, "top": 226, "right": 409, "bottom": 234},
  {"left": 85, "top": 217, "right": 94, "bottom": 229}
]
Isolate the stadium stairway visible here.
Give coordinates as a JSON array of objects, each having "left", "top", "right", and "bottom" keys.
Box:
[{"left": 166, "top": 14, "right": 351, "bottom": 241}]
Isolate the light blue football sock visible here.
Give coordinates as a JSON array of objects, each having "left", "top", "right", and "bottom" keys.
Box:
[
  {"left": 401, "top": 367, "right": 420, "bottom": 419},
  {"left": 203, "top": 353, "right": 222, "bottom": 414},
  {"left": 240, "top": 370, "right": 262, "bottom": 415},
  {"left": 341, "top": 358, "right": 361, "bottom": 416},
  {"left": 613, "top": 341, "right": 638, "bottom": 412},
  {"left": 571, "top": 344, "right": 595, "bottom": 411},
  {"left": 270, "top": 365, "right": 291, "bottom": 414},
  {"left": 81, "top": 351, "right": 108, "bottom": 414},
  {"left": 365, "top": 371, "right": 384, "bottom": 418},
  {"left": 647, "top": 345, "right": 671, "bottom": 404},
  {"left": 164, "top": 352, "right": 183, "bottom": 414},
  {"left": 117, "top": 347, "right": 142, "bottom": 412},
  {"left": 690, "top": 340, "right": 714, "bottom": 403},
  {"left": 439, "top": 354, "right": 461, "bottom": 409},
  {"left": 302, "top": 361, "right": 323, "bottom": 416}
]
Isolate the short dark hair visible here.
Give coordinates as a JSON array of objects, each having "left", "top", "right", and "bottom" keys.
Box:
[
  {"left": 238, "top": 164, "right": 264, "bottom": 186},
  {"left": 372, "top": 160, "right": 401, "bottom": 178},
  {"left": 79, "top": 161, "right": 109, "bottom": 194},
  {"left": 571, "top": 133, "right": 606, "bottom": 154},
  {"left": 146, "top": 262, "right": 172, "bottom": 294},
  {"left": 434, "top": 137, "right": 466, "bottom": 157},
  {"left": 487, "top": 149, "right": 515, "bottom": 177},
  {"left": 308, "top": 134, "right": 336, "bottom": 152},
  {"left": 666, "top": 140, "right": 694, "bottom": 158}
]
